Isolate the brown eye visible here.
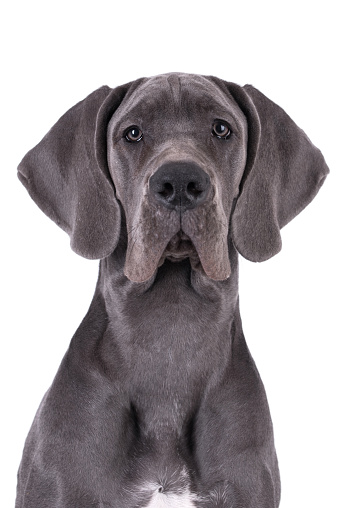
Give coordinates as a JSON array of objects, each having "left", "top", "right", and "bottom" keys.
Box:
[
  {"left": 124, "top": 126, "right": 143, "bottom": 142},
  {"left": 212, "top": 121, "right": 231, "bottom": 139}
]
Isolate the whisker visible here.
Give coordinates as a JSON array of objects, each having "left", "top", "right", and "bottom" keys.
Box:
[
  {"left": 126, "top": 217, "right": 149, "bottom": 238},
  {"left": 126, "top": 221, "right": 143, "bottom": 262}
]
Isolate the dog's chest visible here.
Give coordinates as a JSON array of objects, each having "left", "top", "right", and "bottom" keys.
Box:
[
  {"left": 124, "top": 466, "right": 200, "bottom": 507},
  {"left": 144, "top": 488, "right": 197, "bottom": 508},
  {"left": 141, "top": 477, "right": 198, "bottom": 508}
]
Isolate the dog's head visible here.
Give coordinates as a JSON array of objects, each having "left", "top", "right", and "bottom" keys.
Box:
[{"left": 18, "top": 73, "right": 329, "bottom": 283}]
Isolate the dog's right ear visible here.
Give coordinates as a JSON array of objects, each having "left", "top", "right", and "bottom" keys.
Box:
[{"left": 18, "top": 83, "right": 135, "bottom": 259}]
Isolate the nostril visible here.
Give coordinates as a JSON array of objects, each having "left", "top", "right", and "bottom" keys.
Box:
[
  {"left": 159, "top": 182, "right": 174, "bottom": 200},
  {"left": 187, "top": 181, "right": 203, "bottom": 198}
]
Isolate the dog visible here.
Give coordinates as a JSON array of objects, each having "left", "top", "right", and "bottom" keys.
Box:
[{"left": 16, "top": 73, "right": 329, "bottom": 508}]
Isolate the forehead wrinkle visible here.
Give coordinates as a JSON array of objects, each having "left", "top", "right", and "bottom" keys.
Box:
[
  {"left": 166, "top": 74, "right": 182, "bottom": 110},
  {"left": 124, "top": 75, "right": 180, "bottom": 110}
]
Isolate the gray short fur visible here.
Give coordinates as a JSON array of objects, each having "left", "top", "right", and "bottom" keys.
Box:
[{"left": 16, "top": 73, "right": 329, "bottom": 507}]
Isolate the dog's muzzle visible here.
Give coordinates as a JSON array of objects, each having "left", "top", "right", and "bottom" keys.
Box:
[{"left": 124, "top": 160, "right": 230, "bottom": 283}]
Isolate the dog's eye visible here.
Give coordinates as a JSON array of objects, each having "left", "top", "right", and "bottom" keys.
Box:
[
  {"left": 212, "top": 121, "right": 231, "bottom": 139},
  {"left": 124, "top": 126, "right": 143, "bottom": 143}
]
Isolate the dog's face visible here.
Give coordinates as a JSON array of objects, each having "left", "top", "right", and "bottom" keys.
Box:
[
  {"left": 107, "top": 74, "right": 248, "bottom": 282},
  {"left": 17, "top": 73, "right": 328, "bottom": 283}
]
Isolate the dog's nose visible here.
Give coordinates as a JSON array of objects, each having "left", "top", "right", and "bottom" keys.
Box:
[{"left": 149, "top": 162, "right": 211, "bottom": 211}]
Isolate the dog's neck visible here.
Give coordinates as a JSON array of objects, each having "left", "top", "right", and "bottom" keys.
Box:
[
  {"left": 77, "top": 236, "right": 242, "bottom": 434},
  {"left": 97, "top": 234, "right": 241, "bottom": 354}
]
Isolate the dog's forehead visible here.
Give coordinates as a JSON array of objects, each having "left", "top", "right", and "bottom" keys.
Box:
[
  {"left": 114, "top": 73, "right": 243, "bottom": 126},
  {"left": 138, "top": 73, "right": 224, "bottom": 103}
]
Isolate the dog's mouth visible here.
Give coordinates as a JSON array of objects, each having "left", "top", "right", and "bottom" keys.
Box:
[
  {"left": 162, "top": 230, "right": 198, "bottom": 262},
  {"left": 159, "top": 230, "right": 202, "bottom": 272}
]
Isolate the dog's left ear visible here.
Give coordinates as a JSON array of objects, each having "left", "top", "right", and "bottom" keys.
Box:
[
  {"left": 226, "top": 83, "right": 329, "bottom": 262},
  {"left": 18, "top": 83, "right": 134, "bottom": 259}
]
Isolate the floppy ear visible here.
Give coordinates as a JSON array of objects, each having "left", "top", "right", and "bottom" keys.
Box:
[
  {"left": 226, "top": 83, "right": 329, "bottom": 262},
  {"left": 18, "top": 84, "right": 130, "bottom": 259}
]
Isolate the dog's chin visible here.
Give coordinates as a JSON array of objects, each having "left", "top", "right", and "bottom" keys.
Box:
[{"left": 158, "top": 230, "right": 206, "bottom": 276}]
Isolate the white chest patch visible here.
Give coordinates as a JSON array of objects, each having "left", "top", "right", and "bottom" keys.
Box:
[
  {"left": 145, "top": 485, "right": 198, "bottom": 508},
  {"left": 136, "top": 466, "right": 200, "bottom": 508},
  {"left": 141, "top": 465, "right": 200, "bottom": 508}
]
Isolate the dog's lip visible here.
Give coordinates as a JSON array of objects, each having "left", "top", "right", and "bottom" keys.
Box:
[{"left": 162, "top": 230, "right": 199, "bottom": 262}]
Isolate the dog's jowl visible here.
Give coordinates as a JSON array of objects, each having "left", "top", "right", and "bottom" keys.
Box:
[{"left": 16, "top": 73, "right": 329, "bottom": 507}]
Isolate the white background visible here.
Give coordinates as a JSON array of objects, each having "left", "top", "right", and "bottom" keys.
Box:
[{"left": 1, "top": 1, "right": 338, "bottom": 506}]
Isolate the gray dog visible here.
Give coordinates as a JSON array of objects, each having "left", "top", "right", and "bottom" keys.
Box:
[{"left": 16, "top": 73, "right": 329, "bottom": 508}]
